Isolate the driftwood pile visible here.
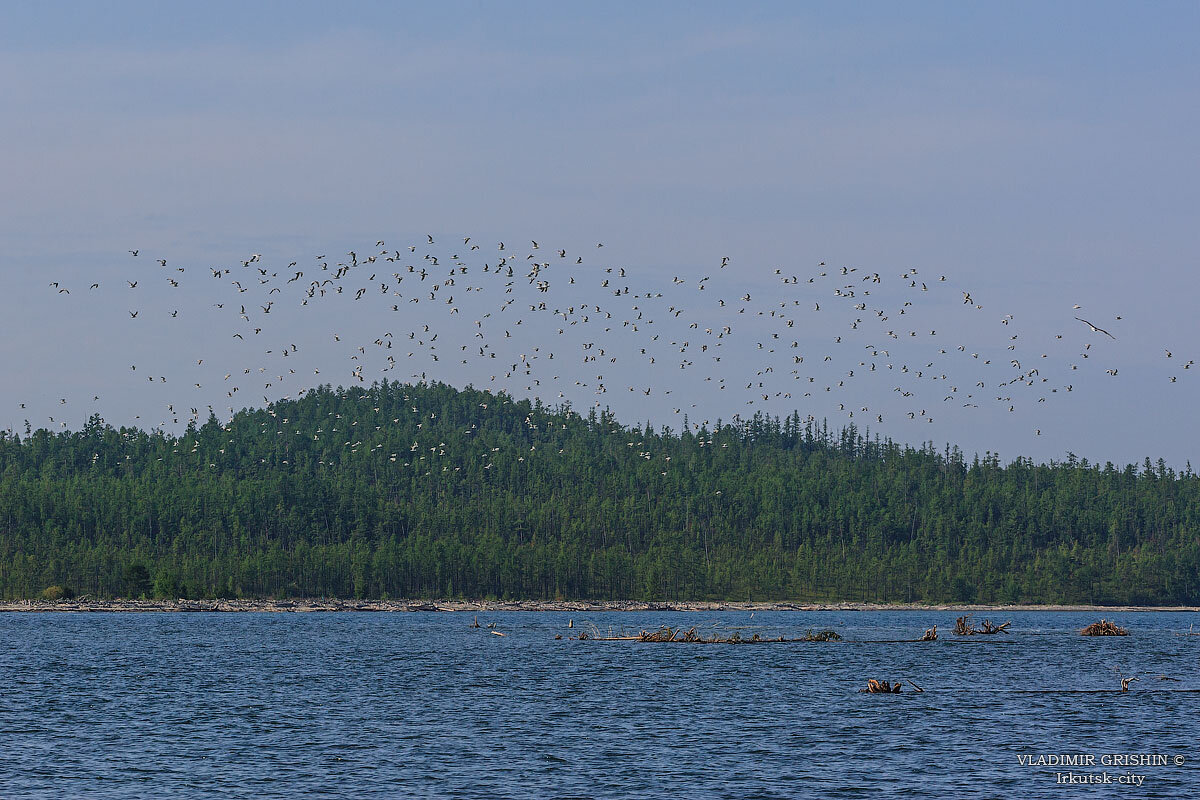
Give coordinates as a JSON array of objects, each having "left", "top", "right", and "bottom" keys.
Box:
[
  {"left": 627, "top": 625, "right": 843, "bottom": 643},
  {"left": 920, "top": 625, "right": 938, "bottom": 641},
  {"left": 638, "top": 626, "right": 710, "bottom": 642},
  {"left": 863, "top": 678, "right": 925, "bottom": 694},
  {"left": 954, "top": 615, "right": 1011, "bottom": 635},
  {"left": 863, "top": 679, "right": 903, "bottom": 693},
  {"left": 571, "top": 625, "right": 845, "bottom": 643},
  {"left": 1081, "top": 619, "right": 1129, "bottom": 636}
]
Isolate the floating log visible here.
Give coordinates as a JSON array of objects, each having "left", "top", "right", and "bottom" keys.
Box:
[
  {"left": 591, "top": 635, "right": 641, "bottom": 641},
  {"left": 1121, "top": 676, "right": 1138, "bottom": 692},
  {"left": 580, "top": 625, "right": 846, "bottom": 644},
  {"left": 1081, "top": 619, "right": 1129, "bottom": 636},
  {"left": 863, "top": 679, "right": 903, "bottom": 694},
  {"left": 920, "top": 625, "right": 938, "bottom": 641}
]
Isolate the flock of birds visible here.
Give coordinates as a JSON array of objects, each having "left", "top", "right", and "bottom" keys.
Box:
[{"left": 15, "top": 234, "right": 1197, "bottom": 471}]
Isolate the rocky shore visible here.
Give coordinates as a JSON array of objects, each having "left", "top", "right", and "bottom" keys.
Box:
[{"left": 2, "top": 598, "right": 1198, "bottom": 613}]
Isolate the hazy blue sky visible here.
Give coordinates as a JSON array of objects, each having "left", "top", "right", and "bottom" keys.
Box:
[{"left": 3, "top": 2, "right": 1198, "bottom": 467}]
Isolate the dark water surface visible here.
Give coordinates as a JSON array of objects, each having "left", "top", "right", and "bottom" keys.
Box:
[{"left": 1, "top": 611, "right": 1197, "bottom": 798}]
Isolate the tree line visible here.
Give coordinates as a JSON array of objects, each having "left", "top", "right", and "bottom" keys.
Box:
[{"left": 1, "top": 380, "right": 1197, "bottom": 603}]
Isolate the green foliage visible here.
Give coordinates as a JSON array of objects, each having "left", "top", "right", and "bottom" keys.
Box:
[
  {"left": 152, "top": 570, "right": 185, "bottom": 599},
  {"left": 122, "top": 564, "right": 151, "bottom": 599},
  {"left": 0, "top": 380, "right": 1197, "bottom": 604},
  {"left": 40, "top": 585, "right": 74, "bottom": 601}
]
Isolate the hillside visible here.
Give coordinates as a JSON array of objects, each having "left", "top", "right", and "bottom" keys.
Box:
[{"left": 1, "top": 380, "right": 1197, "bottom": 603}]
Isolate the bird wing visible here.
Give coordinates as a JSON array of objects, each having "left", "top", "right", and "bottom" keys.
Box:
[{"left": 1074, "top": 317, "right": 1115, "bottom": 339}]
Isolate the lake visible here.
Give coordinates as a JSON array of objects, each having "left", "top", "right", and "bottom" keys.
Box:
[{"left": 1, "top": 611, "right": 1196, "bottom": 798}]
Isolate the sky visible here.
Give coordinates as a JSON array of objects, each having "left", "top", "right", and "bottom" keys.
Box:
[{"left": 2, "top": 2, "right": 1198, "bottom": 468}]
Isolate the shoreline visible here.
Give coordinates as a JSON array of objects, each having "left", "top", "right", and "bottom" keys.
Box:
[{"left": 2, "top": 598, "right": 1198, "bottom": 613}]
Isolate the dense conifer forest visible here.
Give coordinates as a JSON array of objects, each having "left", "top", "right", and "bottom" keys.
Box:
[{"left": 1, "top": 380, "right": 1197, "bottom": 603}]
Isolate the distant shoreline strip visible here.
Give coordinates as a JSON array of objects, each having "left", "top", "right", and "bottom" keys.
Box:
[{"left": 3, "top": 599, "right": 1199, "bottom": 613}]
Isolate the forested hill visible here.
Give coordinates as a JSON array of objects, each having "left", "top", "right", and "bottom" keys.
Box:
[{"left": 1, "top": 380, "right": 1197, "bottom": 604}]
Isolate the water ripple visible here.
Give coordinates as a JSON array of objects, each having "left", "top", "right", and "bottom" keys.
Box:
[{"left": 1, "top": 611, "right": 1196, "bottom": 798}]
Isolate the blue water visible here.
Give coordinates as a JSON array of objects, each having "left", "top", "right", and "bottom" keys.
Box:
[{"left": 1, "top": 611, "right": 1197, "bottom": 799}]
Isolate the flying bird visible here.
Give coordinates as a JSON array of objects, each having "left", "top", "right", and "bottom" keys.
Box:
[{"left": 1074, "top": 317, "right": 1115, "bottom": 339}]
